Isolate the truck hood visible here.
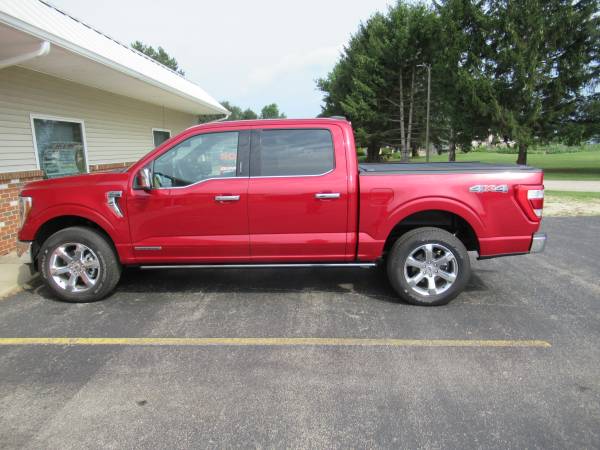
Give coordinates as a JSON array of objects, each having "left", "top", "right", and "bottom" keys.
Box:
[{"left": 21, "top": 171, "right": 130, "bottom": 196}]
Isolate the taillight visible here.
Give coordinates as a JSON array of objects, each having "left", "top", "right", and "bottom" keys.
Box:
[{"left": 515, "top": 186, "right": 544, "bottom": 221}]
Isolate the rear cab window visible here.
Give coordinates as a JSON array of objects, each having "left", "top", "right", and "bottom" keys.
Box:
[{"left": 250, "top": 129, "right": 334, "bottom": 177}]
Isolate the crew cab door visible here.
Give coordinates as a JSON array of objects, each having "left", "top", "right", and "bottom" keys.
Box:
[
  {"left": 247, "top": 126, "right": 349, "bottom": 261},
  {"left": 127, "top": 130, "right": 250, "bottom": 263}
]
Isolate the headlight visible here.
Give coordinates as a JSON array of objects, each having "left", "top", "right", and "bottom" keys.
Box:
[{"left": 18, "top": 196, "right": 32, "bottom": 229}]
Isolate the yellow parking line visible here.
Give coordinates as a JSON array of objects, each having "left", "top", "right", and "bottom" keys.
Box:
[{"left": 0, "top": 337, "right": 551, "bottom": 348}]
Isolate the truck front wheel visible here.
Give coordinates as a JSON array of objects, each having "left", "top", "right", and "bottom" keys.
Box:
[
  {"left": 387, "top": 227, "right": 471, "bottom": 306},
  {"left": 39, "top": 226, "right": 121, "bottom": 303}
]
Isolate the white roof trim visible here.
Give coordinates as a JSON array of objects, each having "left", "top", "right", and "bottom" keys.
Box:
[{"left": 0, "top": 0, "right": 228, "bottom": 115}]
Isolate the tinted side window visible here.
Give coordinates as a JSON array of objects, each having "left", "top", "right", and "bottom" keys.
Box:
[
  {"left": 253, "top": 129, "right": 334, "bottom": 177},
  {"left": 153, "top": 132, "right": 239, "bottom": 187}
]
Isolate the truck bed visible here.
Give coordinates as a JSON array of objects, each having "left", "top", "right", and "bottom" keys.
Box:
[{"left": 359, "top": 162, "right": 541, "bottom": 174}]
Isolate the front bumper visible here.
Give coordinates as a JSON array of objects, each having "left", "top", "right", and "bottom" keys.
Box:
[
  {"left": 16, "top": 240, "right": 33, "bottom": 264},
  {"left": 530, "top": 232, "right": 547, "bottom": 253}
]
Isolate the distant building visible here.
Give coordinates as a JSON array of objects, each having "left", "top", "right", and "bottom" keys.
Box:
[{"left": 0, "top": 0, "right": 228, "bottom": 254}]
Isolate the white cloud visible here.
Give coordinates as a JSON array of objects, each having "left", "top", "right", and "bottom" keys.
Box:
[
  {"left": 46, "top": 0, "right": 394, "bottom": 117},
  {"left": 247, "top": 45, "right": 343, "bottom": 87}
]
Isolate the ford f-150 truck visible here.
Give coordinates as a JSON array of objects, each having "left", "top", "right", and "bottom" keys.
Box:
[{"left": 17, "top": 118, "right": 546, "bottom": 306}]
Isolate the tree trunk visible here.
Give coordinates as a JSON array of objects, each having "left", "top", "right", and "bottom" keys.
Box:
[
  {"left": 366, "top": 142, "right": 381, "bottom": 162},
  {"left": 411, "top": 143, "right": 419, "bottom": 158},
  {"left": 405, "top": 67, "right": 415, "bottom": 162},
  {"left": 448, "top": 142, "right": 456, "bottom": 162},
  {"left": 448, "top": 128, "right": 456, "bottom": 162},
  {"left": 517, "top": 142, "right": 527, "bottom": 165},
  {"left": 398, "top": 69, "right": 408, "bottom": 162}
]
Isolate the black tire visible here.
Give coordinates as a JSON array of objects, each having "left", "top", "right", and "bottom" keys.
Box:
[
  {"left": 386, "top": 227, "right": 471, "bottom": 306},
  {"left": 39, "top": 226, "right": 121, "bottom": 303}
]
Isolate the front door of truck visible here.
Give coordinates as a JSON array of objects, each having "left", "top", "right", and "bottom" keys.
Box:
[
  {"left": 247, "top": 126, "right": 349, "bottom": 261},
  {"left": 127, "top": 130, "right": 250, "bottom": 263}
]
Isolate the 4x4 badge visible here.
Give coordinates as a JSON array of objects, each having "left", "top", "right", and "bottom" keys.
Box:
[{"left": 469, "top": 184, "right": 509, "bottom": 193}]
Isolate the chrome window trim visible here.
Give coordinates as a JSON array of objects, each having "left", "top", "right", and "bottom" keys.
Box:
[
  {"left": 149, "top": 127, "right": 337, "bottom": 190},
  {"left": 251, "top": 128, "right": 336, "bottom": 178},
  {"left": 153, "top": 175, "right": 241, "bottom": 190},
  {"left": 248, "top": 168, "right": 335, "bottom": 180},
  {"left": 151, "top": 168, "right": 336, "bottom": 190}
]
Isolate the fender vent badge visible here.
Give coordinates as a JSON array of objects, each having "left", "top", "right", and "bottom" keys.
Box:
[{"left": 106, "top": 191, "right": 124, "bottom": 217}]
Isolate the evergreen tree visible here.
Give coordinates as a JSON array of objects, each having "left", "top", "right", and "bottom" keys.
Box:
[{"left": 131, "top": 41, "right": 185, "bottom": 76}]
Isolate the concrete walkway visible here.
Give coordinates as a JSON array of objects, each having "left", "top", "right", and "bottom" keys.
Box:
[
  {"left": 545, "top": 180, "right": 600, "bottom": 192},
  {"left": 0, "top": 253, "right": 37, "bottom": 299}
]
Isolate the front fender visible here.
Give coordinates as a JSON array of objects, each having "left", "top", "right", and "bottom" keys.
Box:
[{"left": 21, "top": 203, "right": 124, "bottom": 245}]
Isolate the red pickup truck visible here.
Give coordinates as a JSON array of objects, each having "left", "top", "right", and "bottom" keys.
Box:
[{"left": 17, "top": 118, "right": 546, "bottom": 306}]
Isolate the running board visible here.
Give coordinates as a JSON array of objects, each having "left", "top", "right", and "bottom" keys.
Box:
[{"left": 140, "top": 263, "right": 377, "bottom": 270}]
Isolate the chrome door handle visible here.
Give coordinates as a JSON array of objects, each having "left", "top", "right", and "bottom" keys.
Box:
[
  {"left": 215, "top": 195, "right": 240, "bottom": 202},
  {"left": 315, "top": 192, "right": 341, "bottom": 200}
]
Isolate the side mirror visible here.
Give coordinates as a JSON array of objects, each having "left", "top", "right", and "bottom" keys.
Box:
[{"left": 136, "top": 167, "right": 152, "bottom": 191}]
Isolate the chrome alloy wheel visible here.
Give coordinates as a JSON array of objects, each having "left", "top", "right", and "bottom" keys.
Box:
[
  {"left": 49, "top": 243, "right": 100, "bottom": 293},
  {"left": 403, "top": 243, "right": 458, "bottom": 297}
]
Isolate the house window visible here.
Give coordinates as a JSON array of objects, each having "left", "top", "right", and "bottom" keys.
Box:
[
  {"left": 31, "top": 116, "right": 88, "bottom": 178},
  {"left": 153, "top": 128, "right": 171, "bottom": 147}
]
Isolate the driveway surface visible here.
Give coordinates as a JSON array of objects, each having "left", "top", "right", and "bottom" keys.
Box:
[
  {"left": 0, "top": 217, "right": 599, "bottom": 449},
  {"left": 544, "top": 180, "right": 600, "bottom": 192}
]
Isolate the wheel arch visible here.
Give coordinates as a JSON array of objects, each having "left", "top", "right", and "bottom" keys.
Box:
[
  {"left": 383, "top": 208, "right": 480, "bottom": 257},
  {"left": 32, "top": 214, "right": 118, "bottom": 265}
]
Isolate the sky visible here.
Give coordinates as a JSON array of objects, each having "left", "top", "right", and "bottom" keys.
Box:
[{"left": 48, "top": 0, "right": 395, "bottom": 118}]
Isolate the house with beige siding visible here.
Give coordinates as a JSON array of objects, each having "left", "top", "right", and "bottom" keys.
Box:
[{"left": 0, "top": 0, "right": 228, "bottom": 254}]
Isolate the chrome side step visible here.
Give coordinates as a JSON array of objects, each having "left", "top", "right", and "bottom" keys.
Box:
[{"left": 140, "top": 263, "right": 377, "bottom": 270}]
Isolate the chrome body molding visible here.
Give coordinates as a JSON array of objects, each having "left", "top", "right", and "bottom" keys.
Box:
[
  {"left": 140, "top": 263, "right": 377, "bottom": 270},
  {"left": 529, "top": 232, "right": 547, "bottom": 253},
  {"left": 134, "top": 246, "right": 162, "bottom": 251},
  {"left": 106, "top": 191, "right": 123, "bottom": 217}
]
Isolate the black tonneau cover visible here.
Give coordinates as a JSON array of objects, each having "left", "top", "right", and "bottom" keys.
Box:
[{"left": 359, "top": 162, "right": 541, "bottom": 174}]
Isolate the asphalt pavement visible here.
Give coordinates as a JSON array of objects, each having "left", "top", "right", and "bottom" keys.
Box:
[{"left": 0, "top": 217, "right": 599, "bottom": 449}]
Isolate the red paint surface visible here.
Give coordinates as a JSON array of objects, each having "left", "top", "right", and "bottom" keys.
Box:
[{"left": 19, "top": 119, "right": 543, "bottom": 264}]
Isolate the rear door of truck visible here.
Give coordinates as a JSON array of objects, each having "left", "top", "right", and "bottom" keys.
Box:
[{"left": 247, "top": 124, "right": 350, "bottom": 261}]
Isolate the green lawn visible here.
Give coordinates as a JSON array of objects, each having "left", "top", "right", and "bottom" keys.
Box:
[
  {"left": 389, "top": 150, "right": 600, "bottom": 181},
  {"left": 545, "top": 190, "right": 600, "bottom": 200}
]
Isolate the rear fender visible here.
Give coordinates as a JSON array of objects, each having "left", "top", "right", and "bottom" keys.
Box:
[{"left": 384, "top": 197, "right": 486, "bottom": 240}]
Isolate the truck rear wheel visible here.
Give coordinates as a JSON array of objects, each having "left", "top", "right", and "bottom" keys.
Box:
[
  {"left": 39, "top": 226, "right": 121, "bottom": 303},
  {"left": 387, "top": 227, "right": 471, "bottom": 306}
]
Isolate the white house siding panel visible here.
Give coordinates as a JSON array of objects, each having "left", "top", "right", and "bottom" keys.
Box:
[
  {"left": 1, "top": 0, "right": 227, "bottom": 115},
  {"left": 0, "top": 66, "right": 198, "bottom": 173}
]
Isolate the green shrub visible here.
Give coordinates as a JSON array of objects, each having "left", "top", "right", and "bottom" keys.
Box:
[
  {"left": 470, "top": 143, "right": 600, "bottom": 154},
  {"left": 380, "top": 147, "right": 394, "bottom": 158}
]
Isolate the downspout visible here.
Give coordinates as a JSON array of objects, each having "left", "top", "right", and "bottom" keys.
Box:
[
  {"left": 0, "top": 41, "right": 51, "bottom": 70},
  {"left": 211, "top": 112, "right": 231, "bottom": 122}
]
